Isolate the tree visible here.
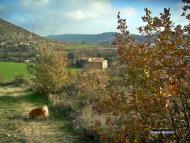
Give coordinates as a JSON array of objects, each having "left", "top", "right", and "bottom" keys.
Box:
[
  {"left": 33, "top": 43, "right": 68, "bottom": 97},
  {"left": 93, "top": 4, "right": 190, "bottom": 143},
  {"left": 168, "top": 1, "right": 190, "bottom": 142}
]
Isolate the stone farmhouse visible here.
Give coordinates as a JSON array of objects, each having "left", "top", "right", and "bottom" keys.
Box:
[{"left": 79, "top": 57, "right": 108, "bottom": 69}]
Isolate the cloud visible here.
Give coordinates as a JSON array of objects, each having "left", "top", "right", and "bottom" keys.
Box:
[
  {"left": 0, "top": 0, "right": 143, "bottom": 35},
  {"left": 170, "top": 3, "right": 189, "bottom": 27},
  {"left": 1, "top": 0, "right": 187, "bottom": 36},
  {"left": 67, "top": 10, "right": 87, "bottom": 21},
  {"left": 20, "top": 0, "right": 50, "bottom": 7},
  {"left": 119, "top": 7, "right": 138, "bottom": 17}
]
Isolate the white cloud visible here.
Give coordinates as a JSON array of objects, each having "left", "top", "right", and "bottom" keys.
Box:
[
  {"left": 38, "top": 0, "right": 49, "bottom": 5},
  {"left": 171, "top": 3, "right": 189, "bottom": 26},
  {"left": 67, "top": 10, "right": 87, "bottom": 21},
  {"left": 91, "top": 0, "right": 111, "bottom": 11},
  {"left": 120, "top": 7, "right": 138, "bottom": 17},
  {"left": 1, "top": 0, "right": 188, "bottom": 36},
  {"left": 2, "top": 0, "right": 140, "bottom": 35}
]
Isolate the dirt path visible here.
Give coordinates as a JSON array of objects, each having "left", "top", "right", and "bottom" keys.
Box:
[{"left": 0, "top": 86, "right": 73, "bottom": 143}]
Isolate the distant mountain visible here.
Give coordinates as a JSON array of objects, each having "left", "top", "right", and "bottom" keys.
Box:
[
  {"left": 47, "top": 32, "right": 115, "bottom": 45},
  {"left": 47, "top": 32, "right": 146, "bottom": 45},
  {"left": 0, "top": 18, "right": 66, "bottom": 62}
]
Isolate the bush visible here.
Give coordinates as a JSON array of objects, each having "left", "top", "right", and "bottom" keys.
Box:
[
  {"left": 14, "top": 74, "right": 33, "bottom": 88},
  {"left": 68, "top": 70, "right": 108, "bottom": 143},
  {"left": 71, "top": 102, "right": 103, "bottom": 143},
  {"left": 32, "top": 44, "right": 68, "bottom": 97},
  {"left": 49, "top": 69, "right": 107, "bottom": 143}
]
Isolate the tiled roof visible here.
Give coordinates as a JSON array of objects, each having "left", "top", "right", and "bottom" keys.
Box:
[
  {"left": 88, "top": 57, "right": 105, "bottom": 62},
  {"left": 80, "top": 57, "right": 106, "bottom": 62}
]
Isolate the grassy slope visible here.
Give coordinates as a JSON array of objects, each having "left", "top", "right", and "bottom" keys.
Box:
[{"left": 0, "top": 62, "right": 30, "bottom": 80}]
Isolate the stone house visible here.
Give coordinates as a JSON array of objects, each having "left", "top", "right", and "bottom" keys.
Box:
[{"left": 79, "top": 57, "right": 108, "bottom": 69}]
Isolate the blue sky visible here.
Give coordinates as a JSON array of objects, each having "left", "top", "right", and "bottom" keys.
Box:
[{"left": 0, "top": 0, "right": 188, "bottom": 36}]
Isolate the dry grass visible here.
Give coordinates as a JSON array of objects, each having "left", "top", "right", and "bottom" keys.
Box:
[{"left": 0, "top": 86, "right": 73, "bottom": 143}]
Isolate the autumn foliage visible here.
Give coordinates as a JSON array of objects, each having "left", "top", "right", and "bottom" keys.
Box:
[
  {"left": 92, "top": 2, "right": 190, "bottom": 143},
  {"left": 33, "top": 43, "right": 68, "bottom": 96},
  {"left": 29, "top": 1, "right": 190, "bottom": 142}
]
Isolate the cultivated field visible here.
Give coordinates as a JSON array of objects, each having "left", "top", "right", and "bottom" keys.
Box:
[
  {"left": 0, "top": 62, "right": 80, "bottom": 81},
  {"left": 0, "top": 62, "right": 30, "bottom": 81}
]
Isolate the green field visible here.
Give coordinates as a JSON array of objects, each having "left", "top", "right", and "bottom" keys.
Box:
[
  {"left": 0, "top": 62, "right": 80, "bottom": 81},
  {"left": 66, "top": 67, "right": 81, "bottom": 73},
  {"left": 0, "top": 62, "right": 30, "bottom": 81}
]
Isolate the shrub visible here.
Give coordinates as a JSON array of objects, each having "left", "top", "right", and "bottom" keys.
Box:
[
  {"left": 92, "top": 5, "right": 190, "bottom": 143},
  {"left": 32, "top": 43, "right": 68, "bottom": 97},
  {"left": 14, "top": 74, "right": 33, "bottom": 88}
]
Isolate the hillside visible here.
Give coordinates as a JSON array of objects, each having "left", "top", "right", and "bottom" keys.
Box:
[
  {"left": 47, "top": 32, "right": 147, "bottom": 45},
  {"left": 47, "top": 32, "right": 115, "bottom": 45},
  {"left": 0, "top": 18, "right": 66, "bottom": 62}
]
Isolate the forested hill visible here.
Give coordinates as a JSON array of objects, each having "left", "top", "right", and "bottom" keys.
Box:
[
  {"left": 47, "top": 32, "right": 115, "bottom": 45},
  {"left": 0, "top": 18, "right": 66, "bottom": 62},
  {"left": 47, "top": 32, "right": 146, "bottom": 45}
]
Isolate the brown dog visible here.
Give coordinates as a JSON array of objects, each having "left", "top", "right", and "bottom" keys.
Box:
[{"left": 29, "top": 105, "right": 49, "bottom": 119}]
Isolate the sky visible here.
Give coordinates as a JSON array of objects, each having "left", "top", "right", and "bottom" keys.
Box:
[{"left": 0, "top": 0, "right": 188, "bottom": 36}]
